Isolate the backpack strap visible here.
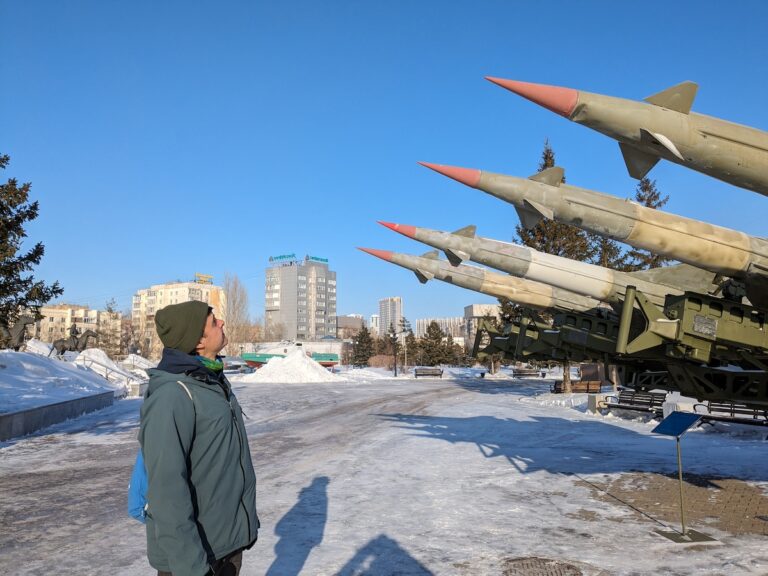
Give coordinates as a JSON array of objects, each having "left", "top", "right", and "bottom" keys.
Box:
[{"left": 176, "top": 380, "right": 197, "bottom": 446}]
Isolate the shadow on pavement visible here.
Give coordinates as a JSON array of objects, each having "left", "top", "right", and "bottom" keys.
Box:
[
  {"left": 376, "top": 412, "right": 768, "bottom": 482},
  {"left": 335, "top": 534, "right": 434, "bottom": 576},
  {"left": 266, "top": 476, "right": 329, "bottom": 576}
]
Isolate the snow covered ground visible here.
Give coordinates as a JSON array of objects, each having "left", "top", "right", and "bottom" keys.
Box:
[
  {"left": 0, "top": 350, "right": 126, "bottom": 413},
  {"left": 1, "top": 359, "right": 767, "bottom": 575}
]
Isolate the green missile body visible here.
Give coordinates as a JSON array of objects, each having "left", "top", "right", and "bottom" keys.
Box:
[
  {"left": 487, "top": 77, "right": 768, "bottom": 197},
  {"left": 358, "top": 247, "right": 603, "bottom": 314},
  {"left": 420, "top": 162, "right": 768, "bottom": 309}
]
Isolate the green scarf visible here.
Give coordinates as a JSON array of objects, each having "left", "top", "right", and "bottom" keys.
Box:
[{"left": 197, "top": 356, "right": 224, "bottom": 372}]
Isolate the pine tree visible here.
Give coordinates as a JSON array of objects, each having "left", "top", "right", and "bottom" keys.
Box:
[
  {"left": 588, "top": 235, "right": 629, "bottom": 270},
  {"left": 0, "top": 154, "right": 63, "bottom": 326},
  {"left": 515, "top": 140, "right": 594, "bottom": 260},
  {"left": 624, "top": 177, "right": 671, "bottom": 271},
  {"left": 419, "top": 321, "right": 446, "bottom": 366},
  {"left": 387, "top": 323, "right": 400, "bottom": 375},
  {"left": 351, "top": 325, "right": 374, "bottom": 367}
]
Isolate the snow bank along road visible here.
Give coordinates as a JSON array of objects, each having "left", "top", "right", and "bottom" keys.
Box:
[{"left": 1, "top": 377, "right": 767, "bottom": 575}]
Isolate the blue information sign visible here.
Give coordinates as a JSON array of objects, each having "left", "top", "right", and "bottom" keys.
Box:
[{"left": 652, "top": 411, "right": 702, "bottom": 438}]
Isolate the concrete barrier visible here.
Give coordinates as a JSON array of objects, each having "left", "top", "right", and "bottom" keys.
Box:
[{"left": 0, "top": 391, "right": 115, "bottom": 441}]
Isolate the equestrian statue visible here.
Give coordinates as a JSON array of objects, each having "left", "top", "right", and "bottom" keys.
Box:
[
  {"left": 50, "top": 329, "right": 99, "bottom": 357},
  {"left": 0, "top": 315, "right": 36, "bottom": 351}
]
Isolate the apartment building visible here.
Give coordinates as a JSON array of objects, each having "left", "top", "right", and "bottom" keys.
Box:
[
  {"left": 132, "top": 275, "right": 225, "bottom": 358},
  {"left": 264, "top": 255, "right": 337, "bottom": 341}
]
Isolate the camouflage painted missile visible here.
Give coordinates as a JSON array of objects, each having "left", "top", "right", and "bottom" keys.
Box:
[
  {"left": 378, "top": 221, "right": 719, "bottom": 307},
  {"left": 486, "top": 77, "right": 768, "bottom": 196},
  {"left": 419, "top": 161, "right": 768, "bottom": 308},
  {"left": 357, "top": 247, "right": 603, "bottom": 313}
]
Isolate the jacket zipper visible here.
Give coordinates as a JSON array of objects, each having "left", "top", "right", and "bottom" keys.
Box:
[{"left": 229, "top": 394, "right": 252, "bottom": 543}]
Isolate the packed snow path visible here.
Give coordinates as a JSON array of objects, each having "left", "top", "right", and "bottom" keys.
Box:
[{"left": 1, "top": 377, "right": 767, "bottom": 575}]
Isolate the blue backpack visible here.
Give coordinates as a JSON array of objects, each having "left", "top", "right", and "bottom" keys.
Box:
[{"left": 128, "top": 450, "right": 148, "bottom": 523}]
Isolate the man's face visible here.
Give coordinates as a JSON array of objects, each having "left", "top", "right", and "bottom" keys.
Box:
[{"left": 197, "top": 312, "right": 227, "bottom": 358}]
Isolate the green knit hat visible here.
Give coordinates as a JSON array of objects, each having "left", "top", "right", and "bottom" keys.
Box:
[{"left": 155, "top": 301, "right": 211, "bottom": 353}]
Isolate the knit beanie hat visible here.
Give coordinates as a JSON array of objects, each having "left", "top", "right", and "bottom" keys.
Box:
[{"left": 155, "top": 301, "right": 211, "bottom": 354}]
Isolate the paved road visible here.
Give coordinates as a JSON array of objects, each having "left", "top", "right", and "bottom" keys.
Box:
[{"left": 3, "top": 377, "right": 768, "bottom": 576}]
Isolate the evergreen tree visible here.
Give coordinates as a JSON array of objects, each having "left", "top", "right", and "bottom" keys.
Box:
[
  {"left": 419, "top": 321, "right": 446, "bottom": 366},
  {"left": 624, "top": 177, "right": 671, "bottom": 271},
  {"left": 0, "top": 154, "right": 63, "bottom": 325},
  {"left": 404, "top": 329, "right": 418, "bottom": 368},
  {"left": 515, "top": 140, "right": 594, "bottom": 260},
  {"left": 588, "top": 235, "right": 629, "bottom": 270},
  {"left": 387, "top": 323, "right": 400, "bottom": 375},
  {"left": 351, "top": 325, "right": 374, "bottom": 367}
]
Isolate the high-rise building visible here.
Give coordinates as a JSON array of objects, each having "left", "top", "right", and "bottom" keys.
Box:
[
  {"left": 265, "top": 254, "right": 337, "bottom": 341},
  {"left": 415, "top": 317, "right": 464, "bottom": 339},
  {"left": 132, "top": 275, "right": 225, "bottom": 358},
  {"left": 369, "top": 314, "right": 380, "bottom": 337},
  {"left": 378, "top": 297, "right": 403, "bottom": 337}
]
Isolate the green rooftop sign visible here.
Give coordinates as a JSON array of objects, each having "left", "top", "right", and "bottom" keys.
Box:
[{"left": 269, "top": 253, "right": 297, "bottom": 262}]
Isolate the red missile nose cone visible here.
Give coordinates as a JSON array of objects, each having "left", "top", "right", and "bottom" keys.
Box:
[
  {"left": 485, "top": 77, "right": 578, "bottom": 118},
  {"left": 378, "top": 221, "right": 416, "bottom": 238},
  {"left": 358, "top": 247, "right": 393, "bottom": 261},
  {"left": 418, "top": 162, "right": 481, "bottom": 188}
]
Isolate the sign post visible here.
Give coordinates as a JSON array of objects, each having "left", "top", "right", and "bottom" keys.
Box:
[{"left": 651, "top": 411, "right": 716, "bottom": 543}]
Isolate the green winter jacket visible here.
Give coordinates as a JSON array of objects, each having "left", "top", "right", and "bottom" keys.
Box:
[{"left": 139, "top": 349, "right": 259, "bottom": 576}]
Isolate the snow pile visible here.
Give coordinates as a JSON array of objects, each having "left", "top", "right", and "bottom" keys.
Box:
[
  {"left": 0, "top": 350, "right": 119, "bottom": 414},
  {"left": 240, "top": 348, "right": 347, "bottom": 383},
  {"left": 121, "top": 353, "right": 156, "bottom": 370},
  {"left": 23, "top": 338, "right": 54, "bottom": 356},
  {"left": 74, "top": 348, "right": 141, "bottom": 395}
]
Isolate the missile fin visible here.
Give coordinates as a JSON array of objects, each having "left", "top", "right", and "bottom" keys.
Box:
[
  {"left": 414, "top": 269, "right": 434, "bottom": 284},
  {"left": 524, "top": 198, "right": 554, "bottom": 220},
  {"left": 515, "top": 206, "right": 543, "bottom": 230},
  {"left": 452, "top": 224, "right": 476, "bottom": 238},
  {"left": 444, "top": 249, "right": 470, "bottom": 266},
  {"left": 528, "top": 166, "right": 564, "bottom": 186},
  {"left": 639, "top": 129, "right": 685, "bottom": 160},
  {"left": 643, "top": 81, "right": 698, "bottom": 114},
  {"left": 421, "top": 250, "right": 440, "bottom": 260},
  {"left": 619, "top": 142, "right": 660, "bottom": 179}
]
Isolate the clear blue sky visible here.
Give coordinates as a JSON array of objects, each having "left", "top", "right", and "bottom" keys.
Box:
[{"left": 3, "top": 1, "right": 767, "bottom": 322}]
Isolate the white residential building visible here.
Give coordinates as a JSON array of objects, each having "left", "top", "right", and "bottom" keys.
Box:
[
  {"left": 34, "top": 304, "right": 121, "bottom": 347},
  {"left": 264, "top": 254, "right": 337, "bottom": 341},
  {"left": 463, "top": 304, "right": 501, "bottom": 349},
  {"left": 415, "top": 317, "right": 465, "bottom": 339},
  {"left": 369, "top": 314, "right": 380, "bottom": 337},
  {"left": 378, "top": 297, "right": 403, "bottom": 337},
  {"left": 132, "top": 276, "right": 225, "bottom": 358}
]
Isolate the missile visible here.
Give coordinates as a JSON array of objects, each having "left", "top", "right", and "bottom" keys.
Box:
[
  {"left": 419, "top": 161, "right": 768, "bottom": 309},
  {"left": 358, "top": 247, "right": 604, "bottom": 314},
  {"left": 486, "top": 77, "right": 768, "bottom": 197},
  {"left": 378, "top": 221, "right": 718, "bottom": 307}
]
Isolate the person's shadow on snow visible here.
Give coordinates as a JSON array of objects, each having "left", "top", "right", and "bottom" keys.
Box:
[
  {"left": 266, "top": 476, "right": 329, "bottom": 576},
  {"left": 336, "top": 534, "right": 434, "bottom": 576}
]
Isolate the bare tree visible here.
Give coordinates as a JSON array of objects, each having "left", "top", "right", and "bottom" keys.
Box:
[{"left": 222, "top": 273, "right": 252, "bottom": 355}]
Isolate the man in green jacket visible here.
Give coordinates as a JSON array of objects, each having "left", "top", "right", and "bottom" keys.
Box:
[{"left": 140, "top": 301, "right": 259, "bottom": 576}]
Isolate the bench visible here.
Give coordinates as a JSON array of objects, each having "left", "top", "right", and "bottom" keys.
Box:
[
  {"left": 694, "top": 401, "right": 768, "bottom": 426},
  {"left": 513, "top": 369, "right": 543, "bottom": 378},
  {"left": 603, "top": 389, "right": 667, "bottom": 416},
  {"left": 550, "top": 380, "right": 607, "bottom": 394},
  {"left": 414, "top": 367, "right": 443, "bottom": 379}
]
